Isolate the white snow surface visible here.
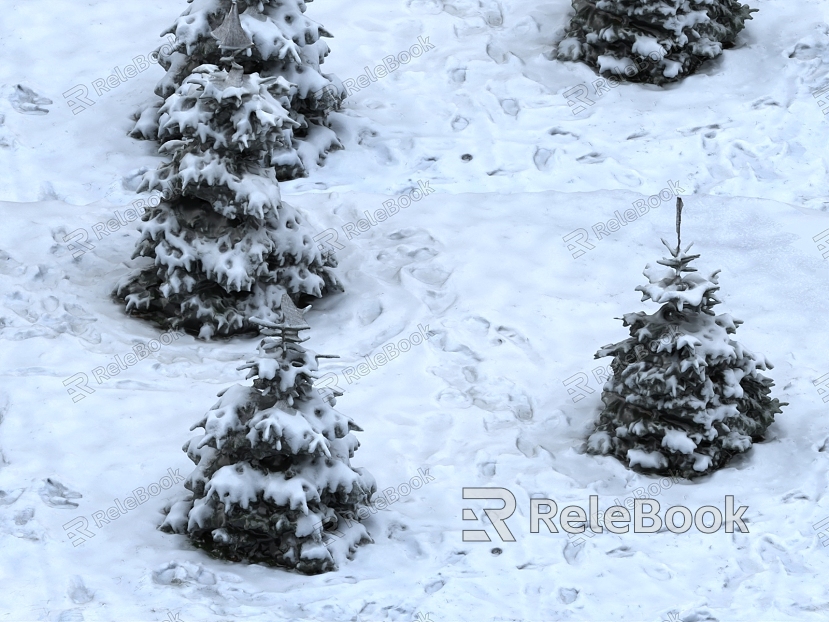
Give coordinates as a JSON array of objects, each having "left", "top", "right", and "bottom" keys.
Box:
[{"left": 2, "top": 1, "right": 829, "bottom": 621}]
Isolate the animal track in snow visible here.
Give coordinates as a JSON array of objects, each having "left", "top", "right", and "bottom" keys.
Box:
[
  {"left": 38, "top": 478, "right": 82, "bottom": 509},
  {"left": 68, "top": 576, "right": 95, "bottom": 604},
  {"left": 1, "top": 289, "right": 101, "bottom": 344},
  {"left": 0, "top": 502, "right": 44, "bottom": 541},
  {"left": 153, "top": 561, "right": 217, "bottom": 586},
  {"left": 150, "top": 560, "right": 284, "bottom": 608},
  {"left": 5, "top": 84, "right": 52, "bottom": 115},
  {"left": 427, "top": 321, "right": 535, "bottom": 422}
]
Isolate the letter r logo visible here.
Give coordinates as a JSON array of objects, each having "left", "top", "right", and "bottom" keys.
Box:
[
  {"left": 62, "top": 85, "right": 94, "bottom": 115},
  {"left": 462, "top": 487, "right": 517, "bottom": 542},
  {"left": 563, "top": 372, "right": 594, "bottom": 403},
  {"left": 314, "top": 372, "right": 344, "bottom": 403},
  {"left": 562, "top": 229, "right": 595, "bottom": 259},
  {"left": 313, "top": 228, "right": 345, "bottom": 253},
  {"left": 63, "top": 517, "right": 95, "bottom": 546},
  {"left": 63, "top": 373, "right": 95, "bottom": 402},
  {"left": 562, "top": 84, "right": 594, "bottom": 115}
]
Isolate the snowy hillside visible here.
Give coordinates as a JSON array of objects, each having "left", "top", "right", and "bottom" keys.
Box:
[{"left": 2, "top": 0, "right": 829, "bottom": 621}]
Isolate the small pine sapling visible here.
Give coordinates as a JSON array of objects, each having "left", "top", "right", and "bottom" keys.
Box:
[
  {"left": 162, "top": 295, "right": 375, "bottom": 574},
  {"left": 587, "top": 199, "right": 784, "bottom": 477}
]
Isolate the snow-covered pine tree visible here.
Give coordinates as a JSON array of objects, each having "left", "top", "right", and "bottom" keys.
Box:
[
  {"left": 587, "top": 199, "right": 784, "bottom": 478},
  {"left": 115, "top": 11, "right": 341, "bottom": 340},
  {"left": 557, "top": 0, "right": 757, "bottom": 85},
  {"left": 162, "top": 295, "right": 375, "bottom": 574},
  {"left": 131, "top": 0, "right": 343, "bottom": 180}
]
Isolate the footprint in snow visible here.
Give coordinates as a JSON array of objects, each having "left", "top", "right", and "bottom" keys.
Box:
[
  {"left": 14, "top": 507, "right": 34, "bottom": 525},
  {"left": 152, "top": 561, "right": 217, "bottom": 586},
  {"left": 495, "top": 324, "right": 542, "bottom": 363},
  {"left": 428, "top": 322, "right": 536, "bottom": 421},
  {"left": 533, "top": 147, "right": 554, "bottom": 172},
  {"left": 452, "top": 115, "right": 469, "bottom": 130},
  {"left": 403, "top": 264, "right": 457, "bottom": 315},
  {"left": 558, "top": 587, "right": 579, "bottom": 604},
  {"left": 68, "top": 576, "right": 94, "bottom": 604},
  {"left": 2, "top": 291, "right": 101, "bottom": 344},
  {"left": 387, "top": 520, "right": 426, "bottom": 559},
  {"left": 7, "top": 84, "right": 53, "bottom": 115},
  {"left": 38, "top": 478, "right": 82, "bottom": 509},
  {"left": 424, "top": 578, "right": 446, "bottom": 594},
  {"left": 486, "top": 41, "right": 510, "bottom": 64},
  {"left": 0, "top": 488, "right": 24, "bottom": 506},
  {"left": 606, "top": 545, "right": 635, "bottom": 558},
  {"left": 500, "top": 98, "right": 519, "bottom": 116},
  {"left": 755, "top": 535, "right": 808, "bottom": 574},
  {"left": 420, "top": 288, "right": 457, "bottom": 315},
  {"left": 0, "top": 249, "right": 24, "bottom": 276},
  {"left": 642, "top": 562, "right": 672, "bottom": 581},
  {"left": 563, "top": 539, "right": 584, "bottom": 565}
]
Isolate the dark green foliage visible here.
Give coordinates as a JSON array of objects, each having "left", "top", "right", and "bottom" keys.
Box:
[
  {"left": 558, "top": 0, "right": 757, "bottom": 85},
  {"left": 587, "top": 200, "right": 784, "bottom": 478},
  {"left": 130, "top": 0, "right": 344, "bottom": 180},
  {"left": 161, "top": 296, "right": 375, "bottom": 573},
  {"left": 115, "top": 64, "right": 341, "bottom": 340}
]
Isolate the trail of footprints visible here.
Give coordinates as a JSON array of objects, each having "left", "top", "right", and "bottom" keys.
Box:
[
  {"left": 0, "top": 245, "right": 101, "bottom": 343},
  {"left": 367, "top": 225, "right": 538, "bottom": 431},
  {"left": 427, "top": 316, "right": 540, "bottom": 428}
]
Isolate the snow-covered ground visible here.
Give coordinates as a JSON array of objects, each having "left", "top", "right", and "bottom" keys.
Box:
[{"left": 2, "top": 0, "right": 829, "bottom": 621}]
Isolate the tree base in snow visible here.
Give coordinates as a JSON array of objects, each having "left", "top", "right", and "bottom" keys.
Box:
[
  {"left": 586, "top": 200, "right": 783, "bottom": 478},
  {"left": 586, "top": 406, "right": 776, "bottom": 480},
  {"left": 161, "top": 499, "right": 371, "bottom": 575}
]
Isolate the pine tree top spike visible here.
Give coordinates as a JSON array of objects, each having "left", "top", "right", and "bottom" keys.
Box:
[
  {"left": 211, "top": 0, "right": 254, "bottom": 53},
  {"left": 675, "top": 197, "right": 684, "bottom": 253},
  {"left": 279, "top": 294, "right": 310, "bottom": 331}
]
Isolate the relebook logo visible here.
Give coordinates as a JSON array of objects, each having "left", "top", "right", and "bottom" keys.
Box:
[
  {"left": 63, "top": 468, "right": 186, "bottom": 546},
  {"left": 461, "top": 489, "right": 749, "bottom": 542}
]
